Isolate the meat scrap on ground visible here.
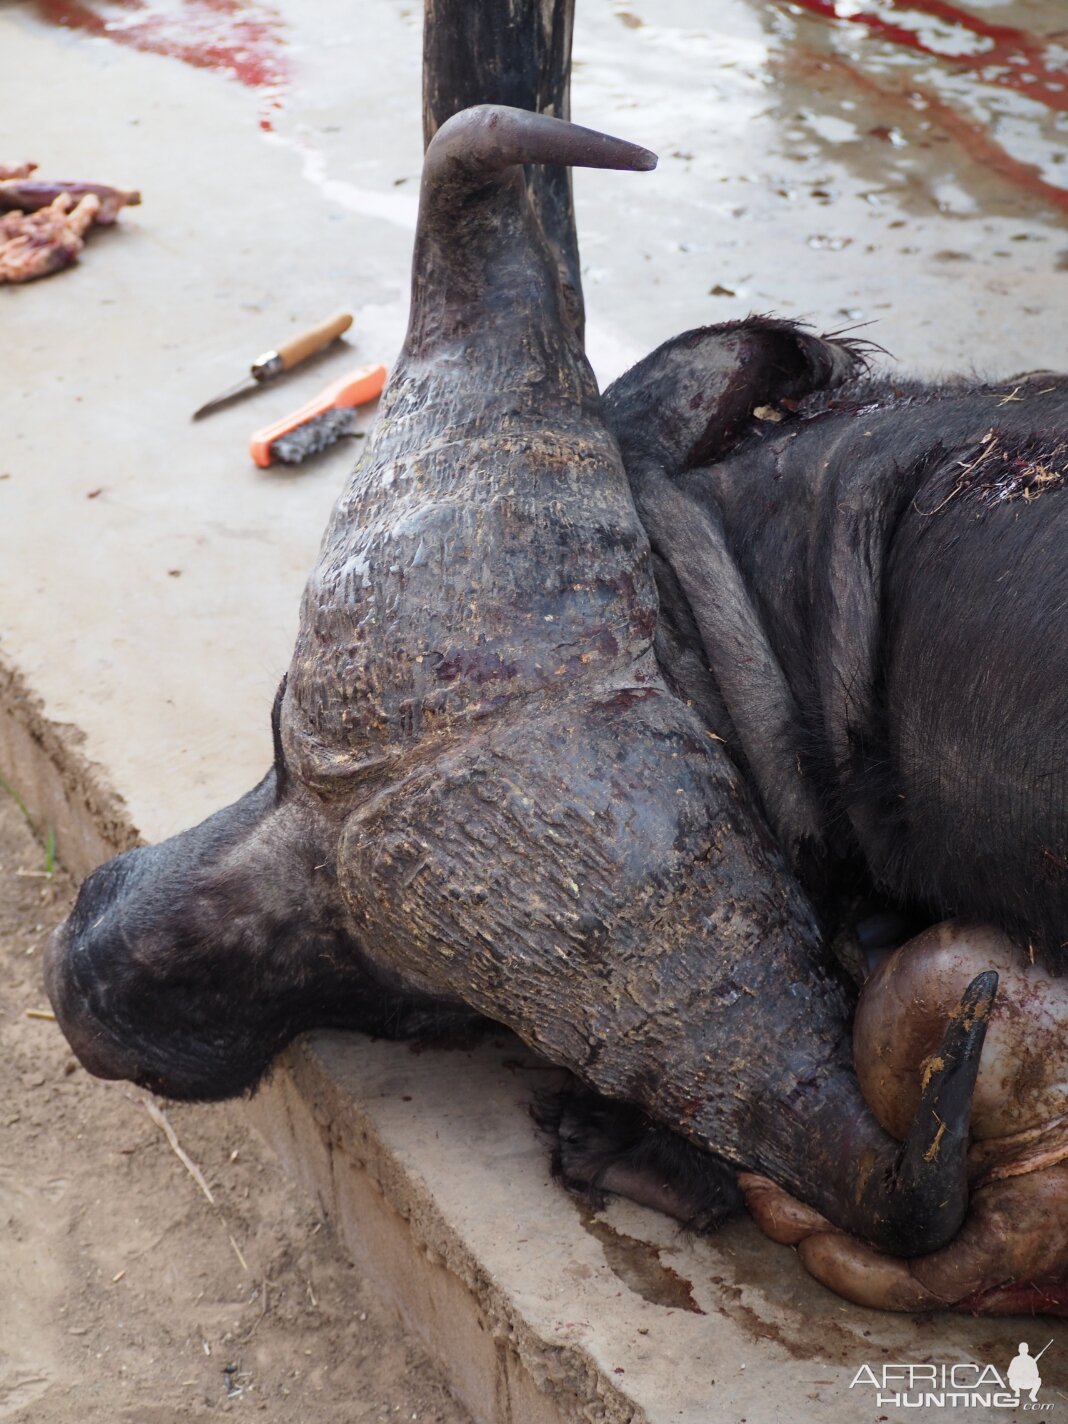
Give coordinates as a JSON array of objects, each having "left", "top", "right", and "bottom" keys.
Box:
[
  {"left": 0, "top": 175, "right": 140, "bottom": 225},
  {"left": 0, "top": 192, "right": 101, "bottom": 284},
  {"left": 0, "top": 163, "right": 138, "bottom": 283}
]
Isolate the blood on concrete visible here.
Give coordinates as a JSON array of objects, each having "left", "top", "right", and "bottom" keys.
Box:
[{"left": 33, "top": 0, "right": 287, "bottom": 127}]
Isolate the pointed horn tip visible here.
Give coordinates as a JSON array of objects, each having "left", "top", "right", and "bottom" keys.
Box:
[
  {"left": 864, "top": 969, "right": 998, "bottom": 1256},
  {"left": 428, "top": 105, "right": 658, "bottom": 177},
  {"left": 965, "top": 967, "right": 999, "bottom": 1002},
  {"left": 956, "top": 968, "right": 999, "bottom": 1029},
  {"left": 598, "top": 141, "right": 657, "bottom": 173}
]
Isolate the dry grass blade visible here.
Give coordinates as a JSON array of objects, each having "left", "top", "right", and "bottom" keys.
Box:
[
  {"left": 241, "top": 1277, "right": 269, "bottom": 1341},
  {"left": 141, "top": 1095, "right": 215, "bottom": 1206},
  {"left": 228, "top": 1234, "right": 249, "bottom": 1272},
  {"left": 137, "top": 1095, "right": 251, "bottom": 1273},
  {"left": 24, "top": 1007, "right": 56, "bottom": 1020}
]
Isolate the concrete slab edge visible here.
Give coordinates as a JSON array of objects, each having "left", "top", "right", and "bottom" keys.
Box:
[
  {"left": 0, "top": 654, "right": 638, "bottom": 1424},
  {"left": 250, "top": 1045, "right": 642, "bottom": 1424},
  {"left": 0, "top": 653, "right": 141, "bottom": 879}
]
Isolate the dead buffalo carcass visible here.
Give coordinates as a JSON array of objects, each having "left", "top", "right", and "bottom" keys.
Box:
[
  {"left": 562, "top": 317, "right": 1068, "bottom": 1310},
  {"left": 43, "top": 92, "right": 994, "bottom": 1259},
  {"left": 605, "top": 331, "right": 1068, "bottom": 960}
]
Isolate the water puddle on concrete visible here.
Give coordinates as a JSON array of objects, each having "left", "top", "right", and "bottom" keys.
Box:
[
  {"left": 29, "top": 0, "right": 1068, "bottom": 221},
  {"left": 28, "top": 0, "right": 1068, "bottom": 271},
  {"left": 564, "top": 0, "right": 1067, "bottom": 370},
  {"left": 578, "top": 1206, "right": 705, "bottom": 1313},
  {"left": 259, "top": 129, "right": 419, "bottom": 231},
  {"left": 760, "top": 0, "right": 1068, "bottom": 215}
]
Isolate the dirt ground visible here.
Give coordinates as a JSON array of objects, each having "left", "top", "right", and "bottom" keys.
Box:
[{"left": 0, "top": 794, "right": 472, "bottom": 1424}]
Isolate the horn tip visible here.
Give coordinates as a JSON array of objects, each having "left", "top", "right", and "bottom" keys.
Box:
[{"left": 960, "top": 968, "right": 999, "bottom": 1024}]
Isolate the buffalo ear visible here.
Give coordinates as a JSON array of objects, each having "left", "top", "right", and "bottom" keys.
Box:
[
  {"left": 601, "top": 318, "right": 868, "bottom": 875},
  {"left": 603, "top": 317, "right": 863, "bottom": 473}
]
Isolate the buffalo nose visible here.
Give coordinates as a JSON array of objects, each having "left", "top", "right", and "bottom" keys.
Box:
[{"left": 43, "top": 918, "right": 140, "bottom": 1082}]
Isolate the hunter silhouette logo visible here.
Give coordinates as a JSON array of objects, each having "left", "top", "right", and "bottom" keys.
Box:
[
  {"left": 849, "top": 1341, "right": 1056, "bottom": 1410},
  {"left": 1008, "top": 1341, "right": 1053, "bottom": 1405}
]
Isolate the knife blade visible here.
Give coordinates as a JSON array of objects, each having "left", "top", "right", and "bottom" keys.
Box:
[{"left": 192, "top": 311, "right": 354, "bottom": 421}]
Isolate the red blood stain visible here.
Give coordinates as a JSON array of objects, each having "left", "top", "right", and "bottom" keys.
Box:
[
  {"left": 959, "top": 1271, "right": 1068, "bottom": 1316},
  {"left": 788, "top": 46, "right": 1068, "bottom": 212},
  {"left": 34, "top": 0, "right": 287, "bottom": 95},
  {"left": 786, "top": 0, "right": 1068, "bottom": 112},
  {"left": 911, "top": 82, "right": 1068, "bottom": 211}
]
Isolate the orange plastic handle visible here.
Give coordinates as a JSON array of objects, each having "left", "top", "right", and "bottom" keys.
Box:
[{"left": 249, "top": 364, "right": 387, "bottom": 469}]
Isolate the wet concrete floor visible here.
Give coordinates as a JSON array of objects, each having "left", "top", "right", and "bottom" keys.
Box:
[{"left": 15, "top": 0, "right": 1068, "bottom": 382}]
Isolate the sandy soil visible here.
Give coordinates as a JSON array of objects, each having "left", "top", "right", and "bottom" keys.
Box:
[{"left": 0, "top": 794, "right": 472, "bottom": 1424}]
